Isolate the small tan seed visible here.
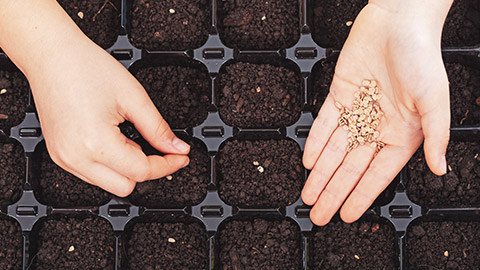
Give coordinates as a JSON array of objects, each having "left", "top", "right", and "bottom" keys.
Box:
[
  {"left": 362, "top": 80, "right": 370, "bottom": 86},
  {"left": 77, "top": 11, "right": 84, "bottom": 19},
  {"left": 253, "top": 161, "right": 260, "bottom": 166},
  {"left": 335, "top": 101, "right": 343, "bottom": 110},
  {"left": 0, "top": 88, "right": 6, "bottom": 95},
  {"left": 444, "top": 251, "right": 449, "bottom": 257},
  {"left": 168, "top": 238, "right": 176, "bottom": 243},
  {"left": 257, "top": 166, "right": 264, "bottom": 173},
  {"left": 166, "top": 175, "right": 173, "bottom": 181},
  {"left": 169, "top": 8, "right": 176, "bottom": 14},
  {"left": 346, "top": 21, "right": 353, "bottom": 26},
  {"left": 68, "top": 246, "right": 75, "bottom": 252},
  {"left": 448, "top": 165, "right": 452, "bottom": 172},
  {"left": 256, "top": 87, "right": 261, "bottom": 93},
  {"left": 354, "top": 255, "right": 360, "bottom": 260},
  {"left": 0, "top": 114, "right": 8, "bottom": 119},
  {"left": 261, "top": 15, "right": 267, "bottom": 21}
]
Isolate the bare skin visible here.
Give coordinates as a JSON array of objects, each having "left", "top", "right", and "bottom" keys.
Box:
[
  {"left": 303, "top": 0, "right": 453, "bottom": 225},
  {"left": 0, "top": 0, "right": 190, "bottom": 197}
]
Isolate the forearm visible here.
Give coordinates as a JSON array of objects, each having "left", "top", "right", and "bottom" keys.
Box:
[{"left": 0, "top": 0, "right": 93, "bottom": 78}]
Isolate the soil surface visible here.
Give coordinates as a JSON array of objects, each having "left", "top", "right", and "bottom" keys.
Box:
[
  {"left": 0, "top": 70, "right": 29, "bottom": 130},
  {"left": 406, "top": 220, "right": 480, "bottom": 269},
  {"left": 442, "top": 0, "right": 480, "bottom": 47},
  {"left": 406, "top": 142, "right": 480, "bottom": 207},
  {"left": 57, "top": 0, "right": 121, "bottom": 49},
  {"left": 312, "top": 0, "right": 367, "bottom": 49},
  {"left": 219, "top": 0, "right": 299, "bottom": 50},
  {"left": 33, "top": 215, "right": 115, "bottom": 270},
  {"left": 218, "top": 139, "right": 303, "bottom": 208},
  {"left": 218, "top": 218, "right": 301, "bottom": 270},
  {"left": 311, "top": 219, "right": 397, "bottom": 269},
  {"left": 134, "top": 65, "right": 210, "bottom": 129},
  {"left": 126, "top": 221, "right": 208, "bottom": 269},
  {"left": 447, "top": 62, "right": 480, "bottom": 127},
  {"left": 129, "top": 0, "right": 210, "bottom": 50},
  {"left": 129, "top": 140, "right": 210, "bottom": 207},
  {"left": 0, "top": 142, "right": 24, "bottom": 207},
  {"left": 34, "top": 145, "right": 111, "bottom": 207},
  {"left": 218, "top": 62, "right": 302, "bottom": 128},
  {"left": 0, "top": 219, "right": 22, "bottom": 270},
  {"left": 310, "top": 60, "right": 336, "bottom": 116}
]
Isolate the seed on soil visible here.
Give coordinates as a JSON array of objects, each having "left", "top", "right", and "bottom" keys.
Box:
[
  {"left": 253, "top": 161, "right": 259, "bottom": 166},
  {"left": 346, "top": 21, "right": 353, "bottom": 26},
  {"left": 77, "top": 11, "right": 84, "bottom": 19},
  {"left": 166, "top": 175, "right": 173, "bottom": 181},
  {"left": 0, "top": 113, "right": 8, "bottom": 119},
  {"left": 68, "top": 245, "right": 75, "bottom": 252},
  {"left": 257, "top": 166, "right": 264, "bottom": 173},
  {"left": 256, "top": 86, "right": 261, "bottom": 92},
  {"left": 0, "top": 88, "right": 6, "bottom": 95},
  {"left": 447, "top": 165, "right": 452, "bottom": 172},
  {"left": 261, "top": 15, "right": 267, "bottom": 21},
  {"left": 354, "top": 254, "right": 360, "bottom": 260},
  {"left": 168, "top": 237, "right": 176, "bottom": 243},
  {"left": 444, "top": 251, "right": 449, "bottom": 257},
  {"left": 169, "top": 8, "right": 175, "bottom": 14}
]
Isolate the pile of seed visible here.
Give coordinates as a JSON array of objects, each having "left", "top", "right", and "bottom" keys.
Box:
[{"left": 335, "top": 79, "right": 385, "bottom": 153}]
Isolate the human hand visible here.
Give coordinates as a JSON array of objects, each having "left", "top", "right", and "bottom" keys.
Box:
[
  {"left": 302, "top": 0, "right": 453, "bottom": 225},
  {"left": 0, "top": 0, "right": 190, "bottom": 197}
]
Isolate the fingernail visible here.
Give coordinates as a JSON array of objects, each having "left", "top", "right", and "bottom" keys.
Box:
[
  {"left": 172, "top": 137, "right": 190, "bottom": 153},
  {"left": 182, "top": 158, "right": 190, "bottom": 168},
  {"left": 440, "top": 155, "right": 447, "bottom": 175}
]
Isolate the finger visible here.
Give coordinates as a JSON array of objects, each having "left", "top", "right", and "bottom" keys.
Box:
[
  {"left": 303, "top": 94, "right": 340, "bottom": 169},
  {"left": 416, "top": 80, "right": 450, "bottom": 176},
  {"left": 340, "top": 145, "right": 413, "bottom": 223},
  {"left": 94, "top": 130, "right": 189, "bottom": 182},
  {"left": 310, "top": 145, "right": 375, "bottom": 226},
  {"left": 121, "top": 87, "right": 190, "bottom": 155},
  {"left": 73, "top": 161, "right": 137, "bottom": 197},
  {"left": 301, "top": 126, "right": 349, "bottom": 205}
]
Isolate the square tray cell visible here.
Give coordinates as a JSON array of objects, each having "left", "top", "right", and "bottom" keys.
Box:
[
  {"left": 406, "top": 141, "right": 480, "bottom": 208},
  {"left": 309, "top": 60, "right": 336, "bottom": 116},
  {"left": 125, "top": 217, "right": 208, "bottom": 269},
  {"left": 0, "top": 70, "right": 29, "bottom": 130},
  {"left": 447, "top": 62, "right": 480, "bottom": 127},
  {"left": 310, "top": 218, "right": 397, "bottom": 269},
  {"left": 442, "top": 0, "right": 480, "bottom": 47},
  {"left": 218, "top": 0, "right": 300, "bottom": 50},
  {"left": 30, "top": 215, "right": 115, "bottom": 270},
  {"left": 0, "top": 217, "right": 22, "bottom": 270},
  {"left": 129, "top": 139, "right": 210, "bottom": 208},
  {"left": 217, "top": 217, "right": 302, "bottom": 270},
  {"left": 0, "top": 141, "right": 24, "bottom": 207},
  {"left": 57, "top": 0, "right": 121, "bottom": 49},
  {"left": 218, "top": 138, "right": 303, "bottom": 208},
  {"left": 32, "top": 143, "right": 111, "bottom": 208},
  {"left": 406, "top": 220, "right": 480, "bottom": 269},
  {"left": 129, "top": 0, "right": 210, "bottom": 51},
  {"left": 133, "top": 64, "right": 210, "bottom": 129},
  {"left": 311, "top": 0, "right": 367, "bottom": 49},
  {"left": 218, "top": 61, "right": 303, "bottom": 128}
]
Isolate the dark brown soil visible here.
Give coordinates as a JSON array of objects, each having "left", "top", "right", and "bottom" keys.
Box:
[
  {"left": 218, "top": 139, "right": 303, "bottom": 208},
  {"left": 129, "top": 0, "right": 210, "bottom": 50},
  {"left": 134, "top": 65, "right": 210, "bottom": 129},
  {"left": 33, "top": 144, "right": 111, "bottom": 207},
  {"left": 129, "top": 139, "right": 210, "bottom": 208},
  {"left": 0, "top": 218, "right": 22, "bottom": 270},
  {"left": 311, "top": 219, "right": 397, "bottom": 269},
  {"left": 310, "top": 60, "right": 336, "bottom": 116},
  {"left": 406, "top": 220, "right": 480, "bottom": 269},
  {"left": 32, "top": 215, "right": 115, "bottom": 270},
  {"left": 312, "top": 0, "right": 367, "bottom": 49},
  {"left": 0, "top": 142, "right": 24, "bottom": 207},
  {"left": 126, "top": 220, "right": 208, "bottom": 269},
  {"left": 442, "top": 0, "right": 480, "bottom": 47},
  {"left": 406, "top": 142, "right": 480, "bottom": 208},
  {"left": 218, "top": 62, "right": 302, "bottom": 128},
  {"left": 0, "top": 70, "right": 29, "bottom": 130},
  {"left": 218, "top": 218, "right": 301, "bottom": 270},
  {"left": 447, "top": 62, "right": 480, "bottom": 127},
  {"left": 57, "top": 0, "right": 121, "bottom": 49},
  {"left": 218, "top": 0, "right": 300, "bottom": 50}
]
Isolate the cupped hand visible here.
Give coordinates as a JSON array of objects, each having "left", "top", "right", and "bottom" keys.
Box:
[
  {"left": 29, "top": 37, "right": 191, "bottom": 197},
  {"left": 303, "top": 0, "right": 453, "bottom": 225}
]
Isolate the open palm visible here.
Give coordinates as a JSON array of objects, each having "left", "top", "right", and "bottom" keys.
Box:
[{"left": 302, "top": 2, "right": 451, "bottom": 225}]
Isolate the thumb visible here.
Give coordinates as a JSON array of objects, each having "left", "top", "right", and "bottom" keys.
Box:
[
  {"left": 121, "top": 86, "right": 190, "bottom": 155},
  {"left": 416, "top": 81, "right": 450, "bottom": 176}
]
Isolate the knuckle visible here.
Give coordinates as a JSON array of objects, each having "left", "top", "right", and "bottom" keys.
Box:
[{"left": 154, "top": 117, "right": 170, "bottom": 140}]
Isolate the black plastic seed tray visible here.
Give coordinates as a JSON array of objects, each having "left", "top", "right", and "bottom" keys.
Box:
[{"left": 0, "top": 0, "right": 479, "bottom": 269}]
